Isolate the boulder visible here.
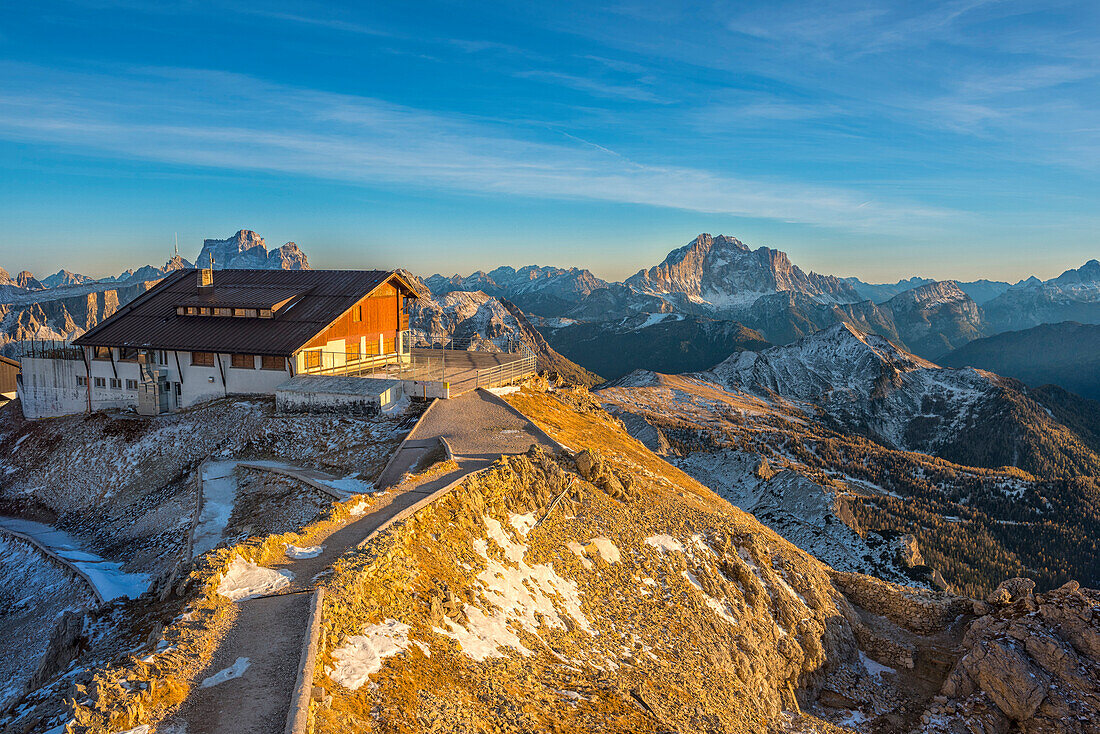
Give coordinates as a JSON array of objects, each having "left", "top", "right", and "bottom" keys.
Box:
[
  {"left": 987, "top": 577, "right": 1035, "bottom": 605},
  {"left": 962, "top": 639, "right": 1049, "bottom": 720}
]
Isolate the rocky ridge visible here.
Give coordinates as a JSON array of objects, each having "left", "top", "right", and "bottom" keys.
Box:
[
  {"left": 624, "top": 233, "right": 862, "bottom": 312},
  {"left": 195, "top": 230, "right": 310, "bottom": 271}
]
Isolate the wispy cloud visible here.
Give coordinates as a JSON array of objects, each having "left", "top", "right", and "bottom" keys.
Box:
[
  {"left": 513, "top": 69, "right": 669, "bottom": 103},
  {"left": 0, "top": 62, "right": 953, "bottom": 233}
]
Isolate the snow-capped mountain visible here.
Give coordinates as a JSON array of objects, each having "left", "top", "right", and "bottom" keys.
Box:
[
  {"left": 984, "top": 259, "right": 1100, "bottom": 332},
  {"left": 706, "top": 322, "right": 1086, "bottom": 473},
  {"left": 881, "top": 280, "right": 986, "bottom": 358},
  {"left": 424, "top": 265, "right": 608, "bottom": 316},
  {"left": 121, "top": 254, "right": 194, "bottom": 283},
  {"left": 624, "top": 233, "right": 862, "bottom": 312}
]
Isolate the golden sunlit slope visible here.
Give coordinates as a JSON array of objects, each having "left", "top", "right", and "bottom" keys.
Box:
[{"left": 310, "top": 385, "right": 970, "bottom": 733}]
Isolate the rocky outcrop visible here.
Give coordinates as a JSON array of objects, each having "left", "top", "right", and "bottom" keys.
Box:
[
  {"left": 830, "top": 570, "right": 971, "bottom": 636},
  {"left": 926, "top": 580, "right": 1100, "bottom": 733}
]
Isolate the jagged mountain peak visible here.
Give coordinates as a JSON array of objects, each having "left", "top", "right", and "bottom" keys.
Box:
[
  {"left": 423, "top": 264, "right": 608, "bottom": 317},
  {"left": 40, "top": 269, "right": 96, "bottom": 289},
  {"left": 194, "top": 230, "right": 310, "bottom": 271},
  {"left": 624, "top": 234, "right": 862, "bottom": 313},
  {"left": 660, "top": 233, "right": 751, "bottom": 265},
  {"left": 14, "top": 271, "right": 42, "bottom": 290}
]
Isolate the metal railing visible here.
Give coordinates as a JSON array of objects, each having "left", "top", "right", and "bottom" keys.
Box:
[
  {"left": 475, "top": 355, "right": 538, "bottom": 389},
  {"left": 3, "top": 339, "right": 83, "bottom": 361},
  {"left": 297, "top": 331, "right": 536, "bottom": 388},
  {"left": 406, "top": 331, "right": 526, "bottom": 354}
]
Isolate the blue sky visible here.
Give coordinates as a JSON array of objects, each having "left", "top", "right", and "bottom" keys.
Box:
[{"left": 0, "top": 0, "right": 1097, "bottom": 282}]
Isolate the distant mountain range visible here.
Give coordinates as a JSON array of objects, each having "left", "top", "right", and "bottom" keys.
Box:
[
  {"left": 0, "top": 231, "right": 309, "bottom": 347},
  {"left": 425, "top": 233, "right": 1099, "bottom": 382},
  {"left": 5, "top": 229, "right": 1100, "bottom": 400},
  {"left": 843, "top": 276, "right": 1011, "bottom": 304}
]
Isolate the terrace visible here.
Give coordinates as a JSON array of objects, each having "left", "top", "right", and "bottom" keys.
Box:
[{"left": 287, "top": 332, "right": 537, "bottom": 398}]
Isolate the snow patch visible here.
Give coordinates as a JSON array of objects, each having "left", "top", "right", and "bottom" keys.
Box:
[
  {"left": 509, "top": 512, "right": 538, "bottom": 537},
  {"left": 860, "top": 650, "right": 897, "bottom": 679},
  {"left": 587, "top": 537, "right": 620, "bottom": 564},
  {"left": 438, "top": 516, "right": 592, "bottom": 661},
  {"left": 217, "top": 557, "right": 293, "bottom": 601},
  {"left": 329, "top": 619, "right": 412, "bottom": 690},
  {"left": 645, "top": 534, "right": 685, "bottom": 553},
  {"left": 566, "top": 541, "right": 593, "bottom": 569},
  {"left": 192, "top": 461, "right": 241, "bottom": 556},
  {"left": 201, "top": 657, "right": 250, "bottom": 688},
  {"left": 487, "top": 386, "right": 520, "bottom": 396},
  {"left": 285, "top": 544, "right": 324, "bottom": 559},
  {"left": 682, "top": 570, "right": 738, "bottom": 625},
  {"left": 0, "top": 516, "right": 149, "bottom": 601}
]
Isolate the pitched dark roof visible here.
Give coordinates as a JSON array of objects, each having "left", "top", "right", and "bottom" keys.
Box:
[
  {"left": 74, "top": 269, "right": 417, "bottom": 355},
  {"left": 174, "top": 284, "right": 306, "bottom": 310}
]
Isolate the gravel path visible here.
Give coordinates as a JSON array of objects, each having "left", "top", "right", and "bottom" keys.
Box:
[{"left": 160, "top": 390, "right": 554, "bottom": 733}]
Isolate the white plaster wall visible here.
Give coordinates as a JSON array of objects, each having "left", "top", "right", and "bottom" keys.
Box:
[
  {"left": 275, "top": 389, "right": 381, "bottom": 415},
  {"left": 18, "top": 350, "right": 295, "bottom": 419},
  {"left": 170, "top": 353, "right": 292, "bottom": 408},
  {"left": 17, "top": 357, "right": 89, "bottom": 419}
]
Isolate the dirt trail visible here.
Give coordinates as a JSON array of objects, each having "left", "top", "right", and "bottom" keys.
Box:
[{"left": 160, "top": 390, "right": 557, "bottom": 734}]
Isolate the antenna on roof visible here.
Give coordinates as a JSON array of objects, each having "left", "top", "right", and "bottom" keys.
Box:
[{"left": 174, "top": 232, "right": 178, "bottom": 256}]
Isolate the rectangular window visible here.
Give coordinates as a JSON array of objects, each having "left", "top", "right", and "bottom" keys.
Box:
[
  {"left": 125, "top": 379, "right": 138, "bottom": 390},
  {"left": 214, "top": 307, "right": 232, "bottom": 317},
  {"left": 191, "top": 352, "right": 214, "bottom": 367},
  {"left": 77, "top": 375, "right": 88, "bottom": 387},
  {"left": 230, "top": 354, "right": 255, "bottom": 369},
  {"left": 94, "top": 377, "right": 106, "bottom": 388},
  {"left": 261, "top": 355, "right": 286, "bottom": 371},
  {"left": 303, "top": 350, "right": 322, "bottom": 370},
  {"left": 109, "top": 378, "right": 121, "bottom": 390},
  {"left": 232, "top": 308, "right": 257, "bottom": 318},
  {"left": 175, "top": 382, "right": 182, "bottom": 396},
  {"left": 119, "top": 347, "right": 139, "bottom": 362},
  {"left": 93, "top": 346, "right": 111, "bottom": 360},
  {"left": 352, "top": 305, "right": 362, "bottom": 322},
  {"left": 259, "top": 309, "right": 273, "bottom": 319},
  {"left": 345, "top": 341, "right": 360, "bottom": 361},
  {"left": 200, "top": 307, "right": 213, "bottom": 316}
]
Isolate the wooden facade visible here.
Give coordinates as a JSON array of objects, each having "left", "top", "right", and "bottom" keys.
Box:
[
  {"left": 0, "top": 355, "right": 19, "bottom": 397},
  {"left": 300, "top": 281, "right": 412, "bottom": 352}
]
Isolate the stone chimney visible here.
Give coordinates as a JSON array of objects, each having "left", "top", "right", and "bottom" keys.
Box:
[{"left": 198, "top": 267, "right": 213, "bottom": 295}]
